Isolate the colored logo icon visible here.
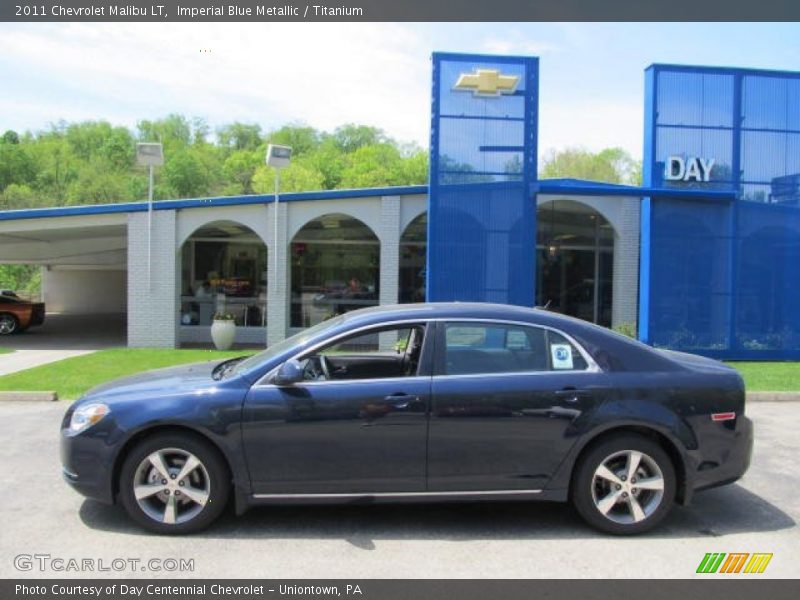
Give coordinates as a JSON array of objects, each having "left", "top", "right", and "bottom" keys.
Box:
[
  {"left": 453, "top": 69, "right": 520, "bottom": 97},
  {"left": 696, "top": 553, "right": 773, "bottom": 574}
]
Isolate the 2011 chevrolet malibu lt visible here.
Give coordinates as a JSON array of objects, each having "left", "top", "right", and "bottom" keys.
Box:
[{"left": 60, "top": 303, "right": 753, "bottom": 535}]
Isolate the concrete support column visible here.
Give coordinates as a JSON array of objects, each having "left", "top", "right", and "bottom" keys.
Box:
[
  {"left": 127, "top": 210, "right": 178, "bottom": 348},
  {"left": 612, "top": 198, "right": 641, "bottom": 331},
  {"left": 266, "top": 201, "right": 289, "bottom": 347},
  {"left": 378, "top": 196, "right": 402, "bottom": 350},
  {"left": 379, "top": 195, "right": 401, "bottom": 307}
]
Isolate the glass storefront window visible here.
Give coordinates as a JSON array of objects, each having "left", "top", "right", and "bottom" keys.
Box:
[
  {"left": 400, "top": 212, "right": 427, "bottom": 303},
  {"left": 290, "top": 213, "right": 380, "bottom": 328},
  {"left": 536, "top": 200, "right": 614, "bottom": 327},
  {"left": 179, "top": 221, "right": 267, "bottom": 328}
]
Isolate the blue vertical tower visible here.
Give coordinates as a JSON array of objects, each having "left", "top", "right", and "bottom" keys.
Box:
[
  {"left": 640, "top": 64, "right": 800, "bottom": 359},
  {"left": 427, "top": 52, "right": 539, "bottom": 306}
]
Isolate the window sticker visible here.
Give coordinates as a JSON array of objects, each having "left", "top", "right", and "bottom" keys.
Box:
[{"left": 551, "top": 344, "right": 574, "bottom": 370}]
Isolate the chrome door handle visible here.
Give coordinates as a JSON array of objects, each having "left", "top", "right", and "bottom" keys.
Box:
[{"left": 383, "top": 394, "right": 418, "bottom": 409}]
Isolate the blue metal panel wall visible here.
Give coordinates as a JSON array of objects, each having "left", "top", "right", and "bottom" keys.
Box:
[
  {"left": 427, "top": 52, "right": 539, "bottom": 306},
  {"left": 643, "top": 64, "right": 800, "bottom": 359}
]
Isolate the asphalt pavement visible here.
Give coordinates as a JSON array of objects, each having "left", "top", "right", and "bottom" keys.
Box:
[{"left": 0, "top": 401, "right": 797, "bottom": 579}]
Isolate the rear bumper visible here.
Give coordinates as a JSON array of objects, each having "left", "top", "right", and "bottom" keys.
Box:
[
  {"left": 692, "top": 415, "right": 754, "bottom": 494},
  {"left": 29, "top": 304, "right": 45, "bottom": 327}
]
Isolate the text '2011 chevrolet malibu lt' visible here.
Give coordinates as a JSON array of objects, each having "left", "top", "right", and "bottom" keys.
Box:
[{"left": 61, "top": 302, "right": 753, "bottom": 535}]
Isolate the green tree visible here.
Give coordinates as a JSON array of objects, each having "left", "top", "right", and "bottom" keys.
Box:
[
  {"left": 339, "top": 143, "right": 405, "bottom": 188},
  {"left": 28, "top": 135, "right": 77, "bottom": 204},
  {"left": 222, "top": 149, "right": 262, "bottom": 195},
  {"left": 0, "top": 183, "right": 38, "bottom": 209},
  {"left": 540, "top": 147, "right": 640, "bottom": 185},
  {"left": 0, "top": 265, "right": 41, "bottom": 295},
  {"left": 0, "top": 142, "right": 36, "bottom": 191},
  {"left": 267, "top": 124, "right": 320, "bottom": 156},
  {"left": 163, "top": 147, "right": 214, "bottom": 198},
  {"left": 136, "top": 114, "right": 193, "bottom": 153},
  {"left": 217, "top": 122, "right": 263, "bottom": 152},
  {"left": 332, "top": 124, "right": 386, "bottom": 153},
  {"left": 304, "top": 138, "right": 347, "bottom": 189},
  {"left": 252, "top": 161, "right": 325, "bottom": 194},
  {"left": 66, "top": 160, "right": 132, "bottom": 205},
  {"left": 400, "top": 150, "right": 428, "bottom": 185},
  {"left": 2, "top": 130, "right": 20, "bottom": 144}
]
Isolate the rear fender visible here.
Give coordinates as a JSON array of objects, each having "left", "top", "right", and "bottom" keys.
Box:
[{"left": 544, "top": 398, "right": 700, "bottom": 504}]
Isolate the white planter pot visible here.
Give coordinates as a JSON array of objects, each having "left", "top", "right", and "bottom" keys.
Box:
[{"left": 211, "top": 320, "right": 236, "bottom": 351}]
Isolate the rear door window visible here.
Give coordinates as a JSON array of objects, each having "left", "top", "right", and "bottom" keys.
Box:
[{"left": 442, "top": 323, "right": 549, "bottom": 375}]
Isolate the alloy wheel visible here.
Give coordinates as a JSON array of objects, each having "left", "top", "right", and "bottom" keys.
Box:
[
  {"left": 590, "top": 449, "right": 665, "bottom": 525},
  {"left": 132, "top": 448, "right": 211, "bottom": 525},
  {"left": 0, "top": 314, "right": 17, "bottom": 335}
]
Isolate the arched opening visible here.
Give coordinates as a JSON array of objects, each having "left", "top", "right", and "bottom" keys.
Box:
[
  {"left": 399, "top": 212, "right": 427, "bottom": 303},
  {"left": 179, "top": 220, "right": 267, "bottom": 328},
  {"left": 536, "top": 200, "right": 614, "bottom": 326},
  {"left": 290, "top": 213, "right": 380, "bottom": 328}
]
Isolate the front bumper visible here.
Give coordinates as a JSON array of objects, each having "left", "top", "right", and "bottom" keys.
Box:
[
  {"left": 692, "top": 415, "right": 754, "bottom": 493},
  {"left": 60, "top": 428, "right": 116, "bottom": 505}
]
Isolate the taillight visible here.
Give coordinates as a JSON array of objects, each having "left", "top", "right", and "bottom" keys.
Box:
[{"left": 711, "top": 412, "right": 736, "bottom": 422}]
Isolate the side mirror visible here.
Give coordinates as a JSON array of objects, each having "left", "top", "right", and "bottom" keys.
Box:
[{"left": 273, "top": 359, "right": 304, "bottom": 386}]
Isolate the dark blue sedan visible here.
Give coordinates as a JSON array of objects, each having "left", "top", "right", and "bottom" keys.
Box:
[{"left": 61, "top": 303, "right": 753, "bottom": 535}]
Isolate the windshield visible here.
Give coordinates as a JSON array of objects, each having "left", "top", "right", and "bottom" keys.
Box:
[{"left": 231, "top": 315, "right": 346, "bottom": 376}]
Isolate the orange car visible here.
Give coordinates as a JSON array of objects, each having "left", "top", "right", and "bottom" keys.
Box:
[{"left": 0, "top": 294, "right": 45, "bottom": 335}]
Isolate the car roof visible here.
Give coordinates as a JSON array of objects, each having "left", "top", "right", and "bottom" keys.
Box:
[{"left": 338, "top": 301, "right": 599, "bottom": 326}]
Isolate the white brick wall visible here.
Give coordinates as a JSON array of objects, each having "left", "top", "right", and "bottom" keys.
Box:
[
  {"left": 266, "top": 201, "right": 289, "bottom": 347},
  {"left": 612, "top": 198, "right": 640, "bottom": 330},
  {"left": 127, "top": 210, "right": 178, "bottom": 348},
  {"left": 379, "top": 195, "right": 401, "bottom": 307}
]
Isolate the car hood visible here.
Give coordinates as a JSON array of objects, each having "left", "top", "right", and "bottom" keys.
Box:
[{"left": 82, "top": 361, "right": 222, "bottom": 400}]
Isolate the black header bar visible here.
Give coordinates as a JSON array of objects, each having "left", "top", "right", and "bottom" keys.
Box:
[{"left": 2, "top": 0, "right": 800, "bottom": 22}]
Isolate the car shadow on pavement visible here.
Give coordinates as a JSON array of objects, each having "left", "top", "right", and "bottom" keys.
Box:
[{"left": 79, "top": 482, "right": 795, "bottom": 544}]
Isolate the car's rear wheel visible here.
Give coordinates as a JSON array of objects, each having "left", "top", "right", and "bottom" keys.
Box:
[
  {"left": 119, "top": 432, "right": 230, "bottom": 534},
  {"left": 572, "top": 434, "right": 676, "bottom": 535},
  {"left": 0, "top": 313, "right": 19, "bottom": 335}
]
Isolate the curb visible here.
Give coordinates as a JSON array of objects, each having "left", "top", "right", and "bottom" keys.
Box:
[
  {"left": 0, "top": 391, "right": 58, "bottom": 402},
  {"left": 747, "top": 391, "right": 800, "bottom": 403}
]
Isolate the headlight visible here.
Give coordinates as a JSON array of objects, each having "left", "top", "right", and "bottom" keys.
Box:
[{"left": 69, "top": 403, "right": 110, "bottom": 433}]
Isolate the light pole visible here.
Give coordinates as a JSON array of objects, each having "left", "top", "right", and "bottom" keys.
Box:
[
  {"left": 265, "top": 144, "right": 292, "bottom": 303},
  {"left": 136, "top": 143, "right": 164, "bottom": 290}
]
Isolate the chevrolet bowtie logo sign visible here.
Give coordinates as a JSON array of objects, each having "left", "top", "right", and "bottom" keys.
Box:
[{"left": 453, "top": 68, "right": 520, "bottom": 97}]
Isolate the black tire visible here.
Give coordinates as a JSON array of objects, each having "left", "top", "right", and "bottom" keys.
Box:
[
  {"left": 571, "top": 433, "right": 676, "bottom": 535},
  {"left": 118, "top": 432, "right": 230, "bottom": 534},
  {"left": 0, "top": 313, "right": 19, "bottom": 335}
]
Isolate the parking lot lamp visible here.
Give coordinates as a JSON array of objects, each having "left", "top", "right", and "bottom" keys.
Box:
[
  {"left": 136, "top": 143, "right": 164, "bottom": 290},
  {"left": 265, "top": 144, "right": 293, "bottom": 302}
]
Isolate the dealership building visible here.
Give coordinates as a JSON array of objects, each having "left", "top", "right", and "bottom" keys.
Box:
[{"left": 1, "top": 53, "right": 799, "bottom": 359}]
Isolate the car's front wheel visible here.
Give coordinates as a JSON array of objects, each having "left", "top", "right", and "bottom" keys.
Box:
[
  {"left": 118, "top": 432, "right": 230, "bottom": 534},
  {"left": 572, "top": 433, "right": 676, "bottom": 535}
]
